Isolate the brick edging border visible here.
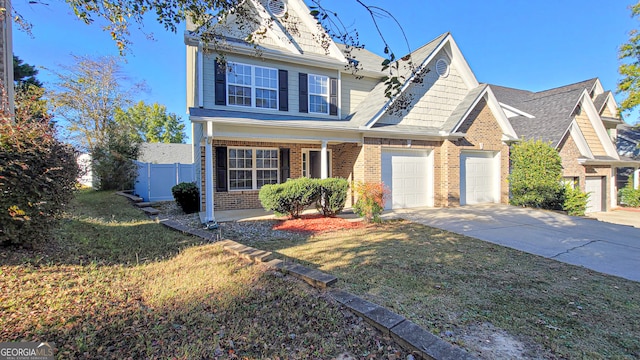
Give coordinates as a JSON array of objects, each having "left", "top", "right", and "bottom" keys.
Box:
[{"left": 117, "top": 191, "right": 477, "bottom": 360}]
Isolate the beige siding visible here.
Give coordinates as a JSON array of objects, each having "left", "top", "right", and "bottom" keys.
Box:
[
  {"left": 341, "top": 74, "right": 380, "bottom": 116},
  {"left": 377, "top": 53, "right": 469, "bottom": 128},
  {"left": 575, "top": 107, "right": 606, "bottom": 156},
  {"left": 203, "top": 53, "right": 349, "bottom": 118}
]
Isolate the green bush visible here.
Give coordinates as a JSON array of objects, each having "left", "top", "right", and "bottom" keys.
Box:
[
  {"left": 562, "top": 184, "right": 589, "bottom": 216},
  {"left": 509, "top": 139, "right": 564, "bottom": 209},
  {"left": 353, "top": 181, "right": 389, "bottom": 223},
  {"left": 619, "top": 181, "right": 640, "bottom": 207},
  {"left": 171, "top": 182, "right": 200, "bottom": 214},
  {"left": 0, "top": 116, "right": 79, "bottom": 247},
  {"left": 92, "top": 123, "right": 140, "bottom": 191},
  {"left": 259, "top": 177, "right": 321, "bottom": 218},
  {"left": 315, "top": 178, "right": 349, "bottom": 217}
]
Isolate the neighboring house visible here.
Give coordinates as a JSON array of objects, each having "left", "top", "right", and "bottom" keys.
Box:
[
  {"left": 138, "top": 143, "right": 193, "bottom": 164},
  {"left": 616, "top": 124, "right": 640, "bottom": 191},
  {"left": 186, "top": 0, "right": 518, "bottom": 221},
  {"left": 492, "top": 79, "right": 640, "bottom": 213}
]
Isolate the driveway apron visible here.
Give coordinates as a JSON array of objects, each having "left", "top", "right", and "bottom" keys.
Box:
[{"left": 385, "top": 205, "right": 640, "bottom": 282}]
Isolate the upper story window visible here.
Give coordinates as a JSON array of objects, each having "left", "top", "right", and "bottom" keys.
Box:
[
  {"left": 308, "top": 74, "right": 329, "bottom": 114},
  {"left": 227, "top": 62, "right": 278, "bottom": 110}
]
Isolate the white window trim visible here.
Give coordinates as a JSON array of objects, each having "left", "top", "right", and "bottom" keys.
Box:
[
  {"left": 227, "top": 62, "right": 279, "bottom": 110},
  {"left": 228, "top": 147, "right": 280, "bottom": 191},
  {"left": 301, "top": 148, "right": 332, "bottom": 178},
  {"left": 308, "top": 73, "right": 329, "bottom": 115}
]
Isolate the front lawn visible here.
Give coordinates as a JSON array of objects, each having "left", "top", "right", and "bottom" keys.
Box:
[
  {"left": 0, "top": 191, "right": 405, "bottom": 359},
  {"left": 227, "top": 219, "right": 640, "bottom": 359}
]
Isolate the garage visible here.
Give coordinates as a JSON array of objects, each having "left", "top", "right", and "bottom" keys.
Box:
[
  {"left": 381, "top": 149, "right": 433, "bottom": 210},
  {"left": 585, "top": 177, "right": 605, "bottom": 213},
  {"left": 460, "top": 151, "right": 500, "bottom": 205}
]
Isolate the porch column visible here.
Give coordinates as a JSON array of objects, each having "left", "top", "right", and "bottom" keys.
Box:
[
  {"left": 635, "top": 167, "right": 640, "bottom": 190},
  {"left": 320, "top": 140, "right": 328, "bottom": 179},
  {"left": 204, "top": 122, "right": 214, "bottom": 222},
  {"left": 197, "top": 42, "right": 204, "bottom": 108}
]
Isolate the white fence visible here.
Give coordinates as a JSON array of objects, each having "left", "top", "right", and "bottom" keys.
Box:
[{"left": 134, "top": 161, "right": 195, "bottom": 202}]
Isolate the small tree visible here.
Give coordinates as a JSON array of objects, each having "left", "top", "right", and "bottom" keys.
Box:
[
  {"left": 509, "top": 139, "right": 564, "bottom": 209},
  {"left": 92, "top": 122, "right": 140, "bottom": 191},
  {"left": 562, "top": 184, "right": 590, "bottom": 216},
  {"left": 114, "top": 101, "right": 186, "bottom": 143}
]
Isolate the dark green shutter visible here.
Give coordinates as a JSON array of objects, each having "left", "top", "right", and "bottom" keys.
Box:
[
  {"left": 299, "top": 73, "right": 308, "bottom": 113},
  {"left": 215, "top": 146, "right": 227, "bottom": 192},
  {"left": 279, "top": 69, "right": 288, "bottom": 111},
  {"left": 279, "top": 148, "right": 290, "bottom": 182},
  {"left": 214, "top": 61, "right": 226, "bottom": 106},
  {"left": 329, "top": 77, "right": 338, "bottom": 116}
]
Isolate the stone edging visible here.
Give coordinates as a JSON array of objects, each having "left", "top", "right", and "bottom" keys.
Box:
[{"left": 117, "top": 192, "right": 476, "bottom": 360}]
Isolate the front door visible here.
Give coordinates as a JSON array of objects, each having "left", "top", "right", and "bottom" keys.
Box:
[{"left": 303, "top": 150, "right": 331, "bottom": 178}]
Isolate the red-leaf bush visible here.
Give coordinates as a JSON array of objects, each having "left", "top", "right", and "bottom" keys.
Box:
[
  {"left": 0, "top": 111, "right": 79, "bottom": 247},
  {"left": 353, "top": 181, "right": 390, "bottom": 223}
]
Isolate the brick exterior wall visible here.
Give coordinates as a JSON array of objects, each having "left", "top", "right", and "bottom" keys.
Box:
[
  {"left": 201, "top": 99, "right": 509, "bottom": 211},
  {"left": 558, "top": 134, "right": 612, "bottom": 211},
  {"left": 449, "top": 99, "right": 510, "bottom": 205}
]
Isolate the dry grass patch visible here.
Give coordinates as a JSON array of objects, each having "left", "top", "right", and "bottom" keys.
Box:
[
  {"left": 0, "top": 191, "right": 406, "bottom": 359},
  {"left": 236, "top": 220, "right": 640, "bottom": 359}
]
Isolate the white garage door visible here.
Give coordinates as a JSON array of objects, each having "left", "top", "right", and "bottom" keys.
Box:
[
  {"left": 585, "top": 177, "right": 604, "bottom": 213},
  {"left": 460, "top": 151, "right": 499, "bottom": 205},
  {"left": 381, "top": 149, "right": 433, "bottom": 210}
]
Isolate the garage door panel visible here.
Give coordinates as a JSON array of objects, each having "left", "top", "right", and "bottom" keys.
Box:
[
  {"left": 460, "top": 152, "right": 499, "bottom": 205},
  {"left": 585, "top": 177, "right": 604, "bottom": 213},
  {"left": 382, "top": 149, "right": 433, "bottom": 210}
]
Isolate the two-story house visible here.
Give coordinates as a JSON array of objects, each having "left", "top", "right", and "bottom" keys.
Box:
[
  {"left": 186, "top": 0, "right": 518, "bottom": 222},
  {"left": 492, "top": 79, "right": 640, "bottom": 213}
]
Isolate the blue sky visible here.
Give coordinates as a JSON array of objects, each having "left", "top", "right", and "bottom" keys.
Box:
[{"left": 13, "top": 0, "right": 639, "bottom": 143}]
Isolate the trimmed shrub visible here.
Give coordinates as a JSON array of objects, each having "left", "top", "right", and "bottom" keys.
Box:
[
  {"left": 0, "top": 116, "right": 79, "bottom": 247},
  {"left": 562, "top": 184, "right": 589, "bottom": 216},
  {"left": 619, "top": 181, "right": 640, "bottom": 207},
  {"left": 353, "top": 181, "right": 389, "bottom": 223},
  {"left": 315, "top": 178, "right": 349, "bottom": 217},
  {"left": 171, "top": 182, "right": 200, "bottom": 214},
  {"left": 509, "top": 139, "right": 564, "bottom": 209},
  {"left": 259, "top": 177, "right": 321, "bottom": 218}
]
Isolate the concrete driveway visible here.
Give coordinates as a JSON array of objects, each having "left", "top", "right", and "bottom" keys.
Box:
[{"left": 384, "top": 204, "right": 640, "bottom": 282}]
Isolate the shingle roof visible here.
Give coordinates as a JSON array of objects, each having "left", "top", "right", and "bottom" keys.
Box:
[
  {"left": 347, "top": 32, "right": 449, "bottom": 127},
  {"left": 441, "top": 84, "right": 488, "bottom": 132},
  {"left": 490, "top": 79, "right": 599, "bottom": 147},
  {"left": 593, "top": 91, "right": 610, "bottom": 113},
  {"left": 335, "top": 44, "right": 386, "bottom": 74}
]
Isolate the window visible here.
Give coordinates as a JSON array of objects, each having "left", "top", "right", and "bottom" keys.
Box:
[
  {"left": 227, "top": 62, "right": 278, "bottom": 109},
  {"left": 228, "top": 148, "right": 279, "bottom": 190},
  {"left": 308, "top": 74, "right": 329, "bottom": 114}
]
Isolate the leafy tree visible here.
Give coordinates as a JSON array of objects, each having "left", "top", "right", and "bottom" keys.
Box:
[
  {"left": 509, "top": 139, "right": 564, "bottom": 209},
  {"left": 13, "top": 55, "right": 43, "bottom": 88},
  {"left": 114, "top": 101, "right": 186, "bottom": 143},
  {"left": 618, "top": 1, "right": 640, "bottom": 117},
  {"left": 92, "top": 121, "right": 141, "bottom": 191},
  {"left": 48, "top": 55, "right": 144, "bottom": 151}
]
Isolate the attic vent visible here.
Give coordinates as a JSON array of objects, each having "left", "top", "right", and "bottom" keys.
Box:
[
  {"left": 436, "top": 58, "right": 449, "bottom": 77},
  {"left": 267, "top": 0, "right": 287, "bottom": 17}
]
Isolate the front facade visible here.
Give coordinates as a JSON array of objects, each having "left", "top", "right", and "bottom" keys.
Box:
[
  {"left": 186, "top": 0, "right": 518, "bottom": 221},
  {"left": 492, "top": 79, "right": 639, "bottom": 213}
]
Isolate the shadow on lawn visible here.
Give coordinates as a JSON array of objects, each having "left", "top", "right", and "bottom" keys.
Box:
[{"left": 1, "top": 244, "right": 405, "bottom": 359}]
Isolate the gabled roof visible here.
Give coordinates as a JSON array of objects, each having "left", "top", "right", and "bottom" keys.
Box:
[
  {"left": 335, "top": 44, "right": 386, "bottom": 75},
  {"left": 347, "top": 32, "right": 449, "bottom": 127},
  {"left": 491, "top": 79, "right": 600, "bottom": 147}
]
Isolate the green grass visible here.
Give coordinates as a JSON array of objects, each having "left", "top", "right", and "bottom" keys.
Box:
[
  {"left": 0, "top": 190, "right": 405, "bottom": 359},
  {"left": 234, "top": 220, "right": 640, "bottom": 359}
]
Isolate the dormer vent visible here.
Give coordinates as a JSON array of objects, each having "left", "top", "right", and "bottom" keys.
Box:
[{"left": 267, "top": 0, "right": 287, "bottom": 17}]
